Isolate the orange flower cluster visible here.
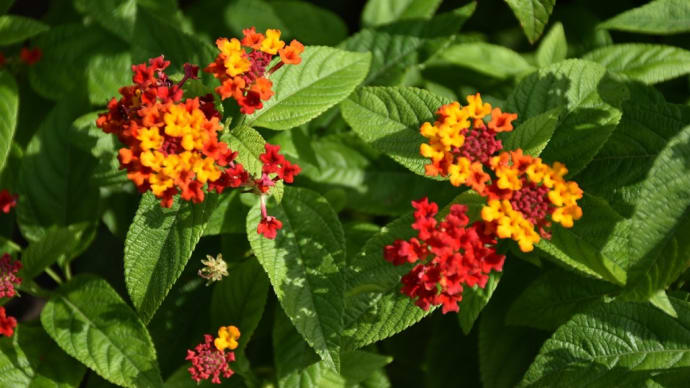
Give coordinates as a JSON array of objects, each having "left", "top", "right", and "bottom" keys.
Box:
[
  {"left": 97, "top": 56, "right": 248, "bottom": 207},
  {"left": 420, "top": 94, "right": 582, "bottom": 252},
  {"left": 205, "top": 27, "right": 304, "bottom": 114}
]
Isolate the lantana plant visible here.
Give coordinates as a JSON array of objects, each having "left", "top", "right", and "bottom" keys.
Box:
[{"left": 2, "top": 1, "right": 690, "bottom": 387}]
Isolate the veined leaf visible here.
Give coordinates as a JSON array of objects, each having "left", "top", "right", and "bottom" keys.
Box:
[
  {"left": 246, "top": 46, "right": 371, "bottom": 130},
  {"left": 267, "top": 1, "right": 348, "bottom": 46},
  {"left": 86, "top": 51, "right": 133, "bottom": 106},
  {"left": 0, "top": 325, "right": 86, "bottom": 387},
  {"left": 82, "top": 0, "right": 136, "bottom": 42},
  {"left": 273, "top": 306, "right": 320, "bottom": 387},
  {"left": 361, "top": 0, "right": 442, "bottom": 27},
  {"left": 506, "top": 59, "right": 623, "bottom": 176},
  {"left": 41, "top": 275, "right": 162, "bottom": 388},
  {"left": 0, "top": 71, "right": 17, "bottom": 172},
  {"left": 124, "top": 192, "right": 217, "bottom": 323},
  {"left": 247, "top": 187, "right": 345, "bottom": 370},
  {"left": 341, "top": 86, "right": 450, "bottom": 177},
  {"left": 520, "top": 298, "right": 690, "bottom": 387},
  {"left": 504, "top": 0, "right": 556, "bottom": 44},
  {"left": 70, "top": 112, "right": 128, "bottom": 187},
  {"left": 20, "top": 225, "right": 84, "bottom": 280},
  {"left": 425, "top": 42, "right": 534, "bottom": 79},
  {"left": 0, "top": 15, "right": 48, "bottom": 45},
  {"left": 536, "top": 22, "right": 567, "bottom": 67},
  {"left": 583, "top": 43, "right": 690, "bottom": 85},
  {"left": 203, "top": 191, "right": 248, "bottom": 236},
  {"left": 600, "top": 0, "right": 690, "bottom": 35},
  {"left": 500, "top": 107, "right": 561, "bottom": 157},
  {"left": 458, "top": 272, "right": 501, "bottom": 334}
]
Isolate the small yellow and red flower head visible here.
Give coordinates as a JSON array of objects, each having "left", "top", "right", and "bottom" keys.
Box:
[{"left": 187, "top": 325, "right": 240, "bottom": 384}]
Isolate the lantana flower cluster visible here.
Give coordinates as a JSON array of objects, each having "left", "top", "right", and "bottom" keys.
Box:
[
  {"left": 205, "top": 27, "right": 304, "bottom": 114},
  {"left": 186, "top": 325, "right": 240, "bottom": 384},
  {"left": 0, "top": 253, "right": 22, "bottom": 337},
  {"left": 384, "top": 198, "right": 504, "bottom": 313},
  {"left": 386, "top": 93, "right": 583, "bottom": 313},
  {"left": 97, "top": 27, "right": 302, "bottom": 240}
]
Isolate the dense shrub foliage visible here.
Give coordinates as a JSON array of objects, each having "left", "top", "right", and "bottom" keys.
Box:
[{"left": 1, "top": 0, "right": 690, "bottom": 387}]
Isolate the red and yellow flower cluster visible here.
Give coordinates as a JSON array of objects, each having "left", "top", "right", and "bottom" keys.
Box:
[
  {"left": 420, "top": 94, "right": 582, "bottom": 252},
  {"left": 186, "top": 325, "right": 240, "bottom": 384},
  {"left": 386, "top": 93, "right": 583, "bottom": 314},
  {"left": 0, "top": 253, "right": 22, "bottom": 337},
  {"left": 205, "top": 28, "right": 304, "bottom": 114},
  {"left": 384, "top": 199, "right": 504, "bottom": 313}
]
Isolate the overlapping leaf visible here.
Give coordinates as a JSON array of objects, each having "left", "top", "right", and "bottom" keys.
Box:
[
  {"left": 0, "top": 72, "right": 17, "bottom": 172},
  {"left": 361, "top": 0, "right": 442, "bottom": 27},
  {"left": 504, "top": 0, "right": 556, "bottom": 43},
  {"left": 584, "top": 44, "right": 690, "bottom": 84},
  {"left": 536, "top": 22, "right": 567, "bottom": 67},
  {"left": 600, "top": 0, "right": 690, "bottom": 35},
  {"left": 0, "top": 15, "right": 48, "bottom": 45}
]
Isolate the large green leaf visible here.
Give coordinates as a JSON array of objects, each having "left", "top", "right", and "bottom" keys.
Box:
[
  {"left": 425, "top": 42, "right": 534, "bottom": 79},
  {"left": 458, "top": 272, "right": 501, "bottom": 335},
  {"left": 500, "top": 107, "right": 561, "bottom": 157},
  {"left": 41, "top": 275, "right": 162, "bottom": 388},
  {"left": 0, "top": 71, "right": 17, "bottom": 172},
  {"left": 600, "top": 0, "right": 690, "bottom": 35},
  {"left": 86, "top": 51, "right": 133, "bottom": 105},
  {"left": 16, "top": 100, "right": 100, "bottom": 243},
  {"left": 273, "top": 306, "right": 320, "bottom": 387},
  {"left": 506, "top": 269, "right": 617, "bottom": 331},
  {"left": 0, "top": 325, "right": 86, "bottom": 387},
  {"left": 246, "top": 46, "right": 371, "bottom": 130},
  {"left": 82, "top": 0, "right": 136, "bottom": 42},
  {"left": 124, "top": 192, "right": 217, "bottom": 323},
  {"left": 265, "top": 1, "right": 347, "bottom": 46},
  {"left": 506, "top": 59, "right": 623, "bottom": 176},
  {"left": 361, "top": 0, "right": 442, "bottom": 27},
  {"left": 220, "top": 126, "right": 283, "bottom": 202},
  {"left": 247, "top": 187, "right": 345, "bottom": 370},
  {"left": 341, "top": 86, "right": 450, "bottom": 177},
  {"left": 504, "top": 0, "right": 556, "bottom": 44},
  {"left": 583, "top": 44, "right": 690, "bottom": 85},
  {"left": 210, "top": 258, "right": 270, "bottom": 353},
  {"left": 520, "top": 298, "right": 690, "bottom": 387},
  {"left": 203, "top": 191, "right": 249, "bottom": 236},
  {"left": 0, "top": 15, "right": 48, "bottom": 45},
  {"left": 536, "top": 22, "right": 567, "bottom": 67},
  {"left": 70, "top": 112, "right": 128, "bottom": 187}
]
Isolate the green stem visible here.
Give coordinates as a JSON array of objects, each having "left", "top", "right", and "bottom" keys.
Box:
[
  {"left": 4, "top": 239, "right": 22, "bottom": 252},
  {"left": 44, "top": 267, "right": 63, "bottom": 285},
  {"left": 63, "top": 263, "right": 72, "bottom": 281},
  {"left": 18, "top": 281, "right": 52, "bottom": 298}
]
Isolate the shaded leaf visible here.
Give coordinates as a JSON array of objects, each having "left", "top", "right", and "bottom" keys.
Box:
[
  {"left": 426, "top": 42, "right": 534, "bottom": 79},
  {"left": 361, "top": 0, "right": 442, "bottom": 27},
  {"left": 600, "top": 0, "right": 690, "bottom": 35},
  {"left": 504, "top": 0, "right": 556, "bottom": 43},
  {"left": 536, "top": 22, "right": 567, "bottom": 67},
  {"left": 0, "top": 15, "right": 48, "bottom": 45},
  {"left": 500, "top": 107, "right": 561, "bottom": 157},
  {"left": 0, "top": 71, "right": 17, "bottom": 172}
]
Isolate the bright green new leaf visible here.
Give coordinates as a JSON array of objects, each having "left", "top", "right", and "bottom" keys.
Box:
[
  {"left": 0, "top": 71, "right": 17, "bottom": 173},
  {"left": 536, "top": 22, "right": 567, "bottom": 67},
  {"left": 504, "top": 0, "right": 556, "bottom": 44},
  {"left": 520, "top": 298, "right": 690, "bottom": 387},
  {"left": 41, "top": 275, "right": 163, "bottom": 388},
  {"left": 247, "top": 187, "right": 345, "bottom": 370},
  {"left": 0, "top": 15, "right": 48, "bottom": 45},
  {"left": 506, "top": 59, "right": 623, "bottom": 176},
  {"left": 246, "top": 46, "right": 371, "bottom": 130},
  {"left": 210, "top": 259, "right": 270, "bottom": 352},
  {"left": 500, "top": 107, "right": 561, "bottom": 156},
  {"left": 426, "top": 42, "right": 534, "bottom": 79},
  {"left": 583, "top": 43, "right": 690, "bottom": 84},
  {"left": 600, "top": 0, "right": 690, "bottom": 35},
  {"left": 0, "top": 325, "right": 86, "bottom": 387},
  {"left": 341, "top": 86, "right": 450, "bottom": 177},
  {"left": 361, "top": 0, "right": 442, "bottom": 27},
  {"left": 124, "top": 192, "right": 217, "bottom": 323}
]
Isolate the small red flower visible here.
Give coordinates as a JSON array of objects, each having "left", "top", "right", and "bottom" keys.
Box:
[
  {"left": 260, "top": 144, "right": 286, "bottom": 174},
  {"left": 0, "top": 190, "right": 17, "bottom": 213},
  {"left": 20, "top": 47, "right": 42, "bottom": 65},
  {"left": 186, "top": 334, "right": 236, "bottom": 384},
  {"left": 257, "top": 216, "right": 282, "bottom": 239},
  {"left": 0, "top": 306, "right": 17, "bottom": 337},
  {"left": 0, "top": 253, "right": 21, "bottom": 299},
  {"left": 278, "top": 160, "right": 301, "bottom": 184}
]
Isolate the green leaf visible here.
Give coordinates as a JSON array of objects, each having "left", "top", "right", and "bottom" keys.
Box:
[
  {"left": 82, "top": 0, "right": 136, "bottom": 42},
  {"left": 649, "top": 290, "right": 678, "bottom": 318},
  {"left": 0, "top": 325, "right": 86, "bottom": 387},
  {"left": 520, "top": 298, "right": 690, "bottom": 387},
  {"left": 203, "top": 191, "right": 249, "bottom": 236},
  {"left": 458, "top": 272, "right": 501, "bottom": 334},
  {"left": 624, "top": 124, "right": 690, "bottom": 299},
  {"left": 70, "top": 112, "right": 128, "bottom": 187},
  {"left": 86, "top": 51, "right": 133, "bottom": 105},
  {"left": 506, "top": 59, "right": 623, "bottom": 176},
  {"left": 20, "top": 225, "right": 84, "bottom": 280},
  {"left": 536, "top": 22, "right": 567, "bottom": 67},
  {"left": 504, "top": 0, "right": 556, "bottom": 44},
  {"left": 0, "top": 71, "right": 17, "bottom": 172},
  {"left": 0, "top": 15, "right": 48, "bottom": 45},
  {"left": 341, "top": 86, "right": 450, "bottom": 177},
  {"left": 506, "top": 269, "right": 617, "bottom": 331},
  {"left": 500, "top": 107, "right": 561, "bottom": 157},
  {"left": 583, "top": 43, "right": 690, "bottom": 85},
  {"left": 535, "top": 194, "right": 627, "bottom": 285},
  {"left": 124, "top": 192, "right": 217, "bottom": 323},
  {"left": 247, "top": 187, "right": 345, "bottom": 370},
  {"left": 361, "top": 0, "right": 442, "bottom": 27},
  {"left": 16, "top": 100, "right": 100, "bottom": 243},
  {"left": 425, "top": 42, "right": 534, "bottom": 79},
  {"left": 210, "top": 258, "right": 270, "bottom": 352},
  {"left": 246, "top": 46, "right": 371, "bottom": 130},
  {"left": 266, "top": 1, "right": 348, "bottom": 46},
  {"left": 220, "top": 126, "right": 284, "bottom": 202},
  {"left": 273, "top": 306, "right": 320, "bottom": 387},
  {"left": 0, "top": 0, "right": 14, "bottom": 15},
  {"left": 600, "top": 0, "right": 690, "bottom": 35},
  {"left": 341, "top": 4, "right": 477, "bottom": 87},
  {"left": 41, "top": 275, "right": 162, "bottom": 388}
]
